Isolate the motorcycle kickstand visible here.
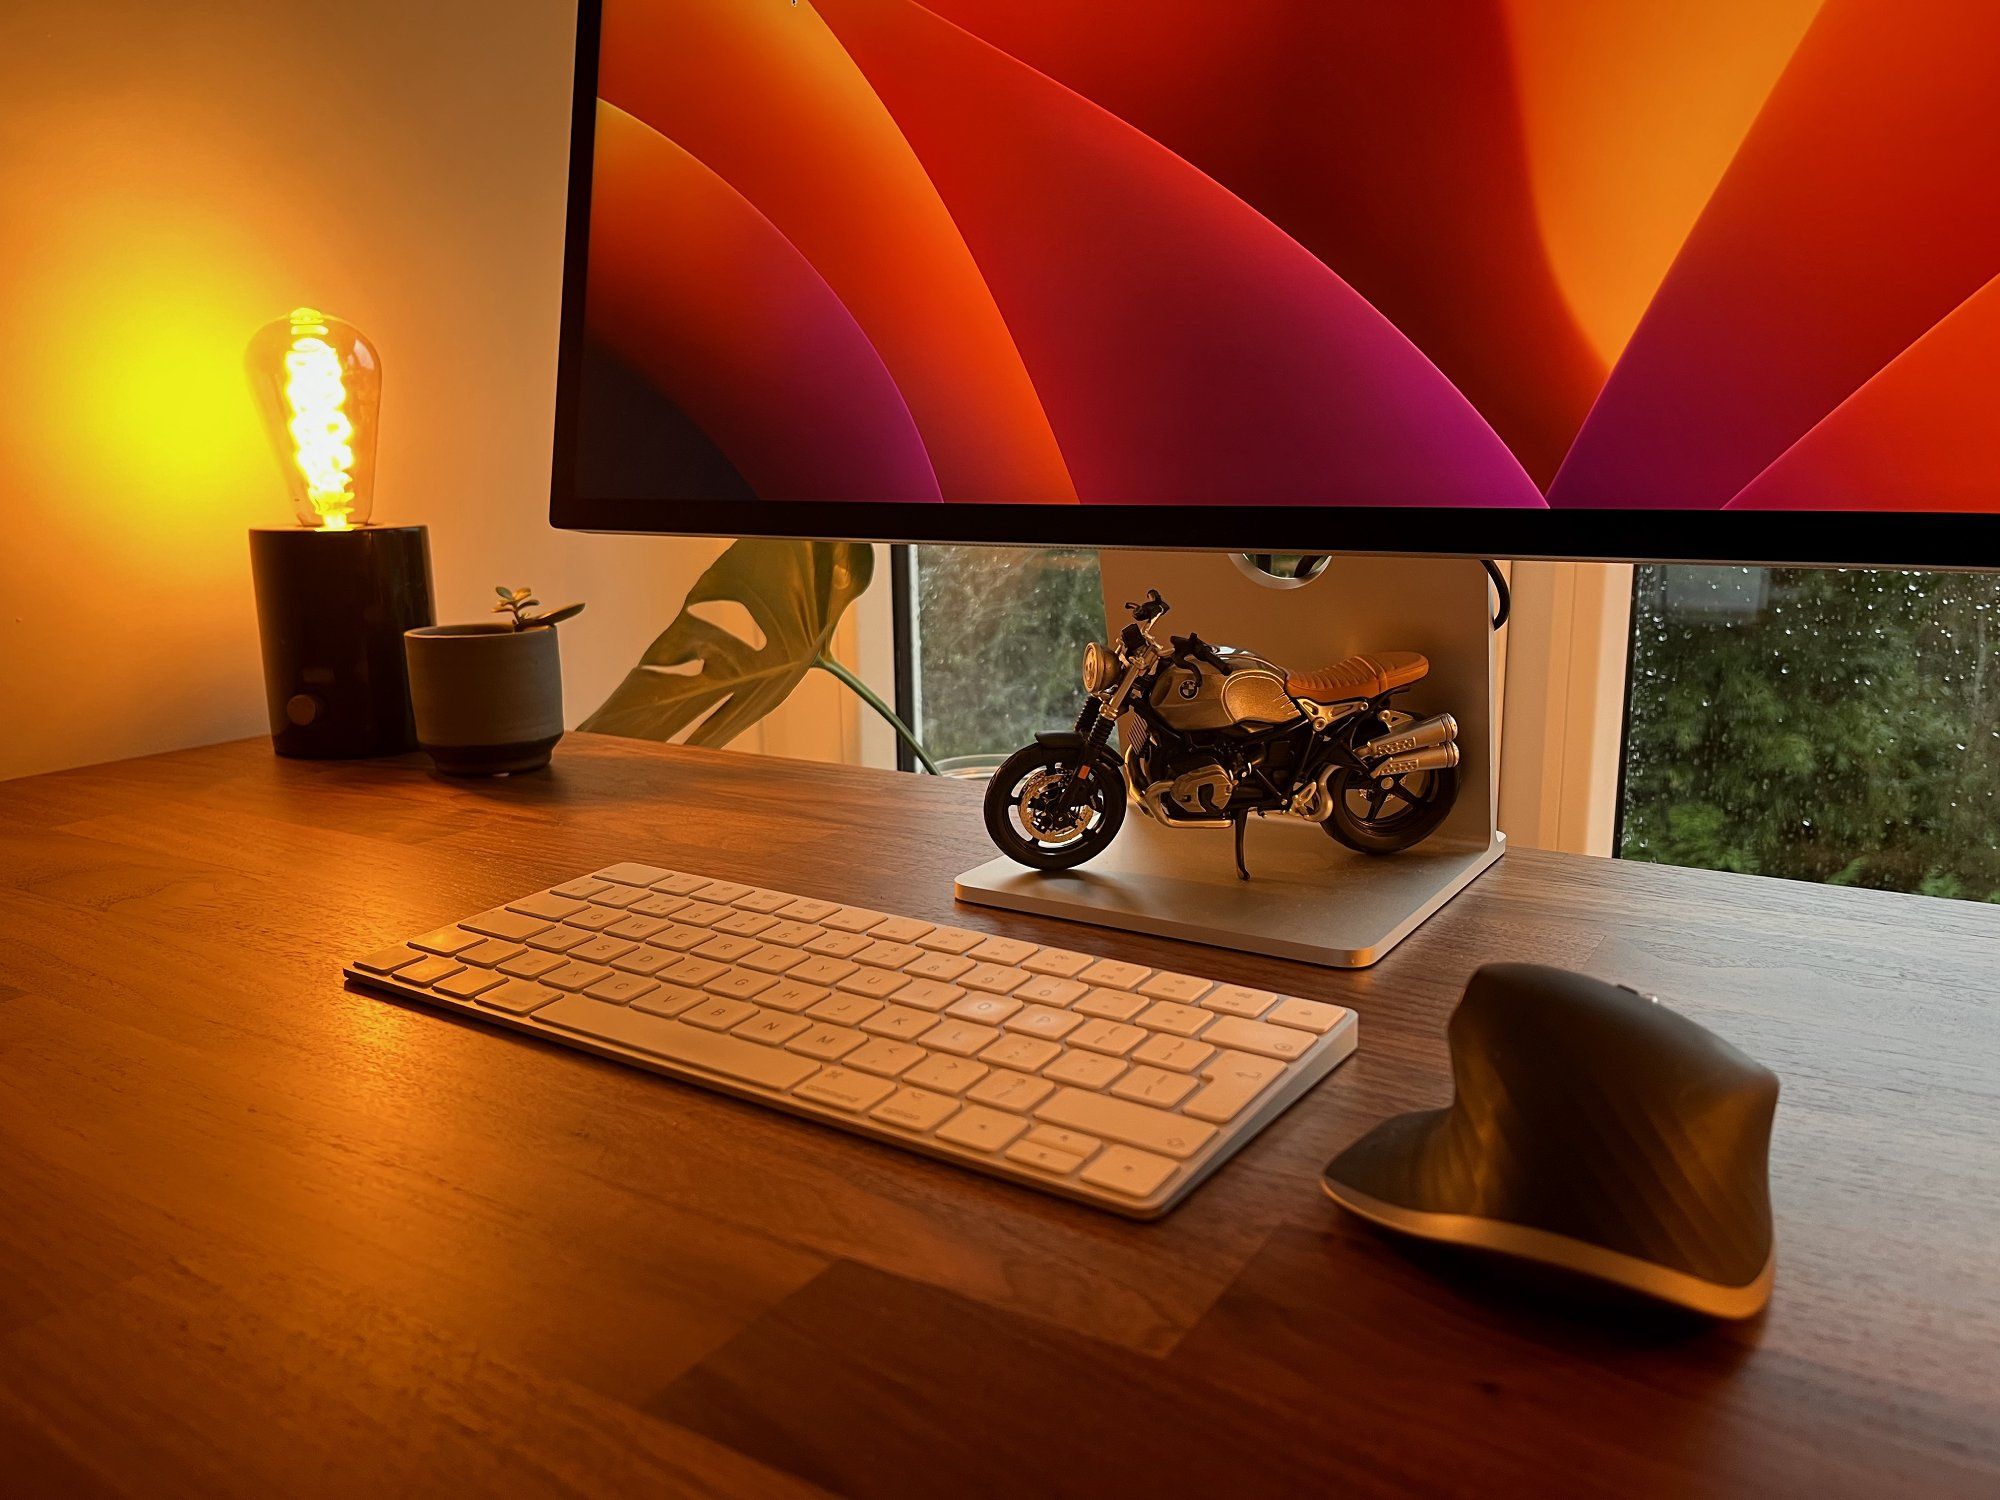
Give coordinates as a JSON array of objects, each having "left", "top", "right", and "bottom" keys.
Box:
[{"left": 1232, "top": 810, "right": 1250, "bottom": 881}]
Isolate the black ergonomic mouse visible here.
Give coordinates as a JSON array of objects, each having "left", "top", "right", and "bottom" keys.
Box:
[{"left": 1321, "top": 964, "right": 1780, "bottom": 1318}]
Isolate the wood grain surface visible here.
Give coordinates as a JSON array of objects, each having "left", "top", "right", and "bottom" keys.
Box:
[{"left": 0, "top": 733, "right": 1995, "bottom": 1498}]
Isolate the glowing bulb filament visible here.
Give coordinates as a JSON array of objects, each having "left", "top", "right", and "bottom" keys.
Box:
[{"left": 283, "top": 332, "right": 356, "bottom": 528}]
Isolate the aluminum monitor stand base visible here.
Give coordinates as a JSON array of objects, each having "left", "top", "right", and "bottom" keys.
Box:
[{"left": 955, "top": 551, "right": 1505, "bottom": 969}]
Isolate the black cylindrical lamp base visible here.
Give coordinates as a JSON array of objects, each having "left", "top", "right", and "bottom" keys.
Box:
[{"left": 248, "top": 525, "right": 435, "bottom": 758}]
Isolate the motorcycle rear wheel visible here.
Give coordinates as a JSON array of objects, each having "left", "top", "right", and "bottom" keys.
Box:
[
  {"left": 984, "top": 744, "right": 1127, "bottom": 871},
  {"left": 1321, "top": 763, "right": 1458, "bottom": 855}
]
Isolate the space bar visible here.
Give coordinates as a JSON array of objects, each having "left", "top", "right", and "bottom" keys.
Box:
[{"left": 532, "top": 995, "right": 817, "bottom": 1090}]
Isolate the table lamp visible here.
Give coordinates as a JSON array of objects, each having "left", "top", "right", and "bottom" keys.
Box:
[{"left": 245, "top": 308, "right": 433, "bottom": 757}]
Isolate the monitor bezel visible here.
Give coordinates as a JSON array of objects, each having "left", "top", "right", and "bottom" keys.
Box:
[{"left": 550, "top": 0, "right": 1998, "bottom": 570}]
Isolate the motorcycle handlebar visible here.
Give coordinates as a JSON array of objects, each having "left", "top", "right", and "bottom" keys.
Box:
[{"left": 1125, "top": 589, "right": 1170, "bottom": 623}]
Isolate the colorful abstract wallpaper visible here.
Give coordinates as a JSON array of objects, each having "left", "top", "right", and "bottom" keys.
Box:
[{"left": 574, "top": 0, "right": 2000, "bottom": 511}]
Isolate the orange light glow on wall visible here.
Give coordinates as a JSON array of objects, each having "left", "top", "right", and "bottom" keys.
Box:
[{"left": 245, "top": 307, "right": 380, "bottom": 528}]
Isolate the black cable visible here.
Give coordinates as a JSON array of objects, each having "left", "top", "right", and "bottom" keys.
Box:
[{"left": 1481, "top": 559, "right": 1511, "bottom": 630}]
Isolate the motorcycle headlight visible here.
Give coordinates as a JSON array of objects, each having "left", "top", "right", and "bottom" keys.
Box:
[{"left": 1082, "top": 641, "right": 1118, "bottom": 694}]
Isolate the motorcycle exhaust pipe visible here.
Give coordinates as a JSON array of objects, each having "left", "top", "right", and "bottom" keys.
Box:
[
  {"left": 1357, "top": 712, "right": 1458, "bottom": 761},
  {"left": 1372, "top": 743, "right": 1460, "bottom": 779}
]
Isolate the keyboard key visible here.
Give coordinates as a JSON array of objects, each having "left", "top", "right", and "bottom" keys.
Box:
[
  {"left": 1025, "top": 1125, "right": 1102, "bottom": 1159},
  {"left": 1014, "top": 975, "right": 1088, "bottom": 1007},
  {"left": 1269, "top": 998, "right": 1350, "bottom": 1034},
  {"left": 564, "top": 907, "right": 627, "bottom": 932},
  {"left": 499, "top": 950, "right": 568, "bottom": 979},
  {"left": 822, "top": 906, "right": 888, "bottom": 934},
  {"left": 693, "top": 934, "right": 761, "bottom": 963},
  {"left": 1111, "top": 1066, "right": 1198, "bottom": 1109},
  {"left": 1136, "top": 1001, "right": 1211, "bottom": 1038},
  {"left": 1081, "top": 1146, "right": 1179, "bottom": 1199},
  {"left": 711, "top": 909, "right": 779, "bottom": 938},
  {"left": 463, "top": 908, "right": 550, "bottom": 942},
  {"left": 1005, "top": 1140, "right": 1084, "bottom": 1175},
  {"left": 410, "top": 926, "right": 483, "bottom": 957},
  {"left": 936, "top": 1105, "right": 1030, "bottom": 1153},
  {"left": 397, "top": 956, "right": 465, "bottom": 986},
  {"left": 922, "top": 1019, "right": 1001, "bottom": 1056},
  {"left": 794, "top": 1067, "right": 896, "bottom": 1112},
  {"left": 1183, "top": 1051, "right": 1287, "bottom": 1123},
  {"left": 1069, "top": 1019, "right": 1145, "bottom": 1056},
  {"left": 1137, "top": 972, "right": 1213, "bottom": 1004},
  {"left": 535, "top": 995, "right": 818, "bottom": 1089},
  {"left": 706, "top": 967, "right": 778, "bottom": 1001},
  {"left": 967, "top": 1070, "right": 1054, "bottom": 1112},
  {"left": 758, "top": 979, "right": 831, "bottom": 1013},
  {"left": 691, "top": 880, "right": 757, "bottom": 903},
  {"left": 550, "top": 877, "right": 612, "bottom": 901},
  {"left": 762, "top": 920, "right": 825, "bottom": 947},
  {"left": 980, "top": 1035, "right": 1061, "bottom": 1073},
  {"left": 649, "top": 923, "right": 713, "bottom": 952},
  {"left": 526, "top": 926, "right": 592, "bottom": 953},
  {"left": 734, "top": 1011, "right": 811, "bottom": 1047},
  {"left": 891, "top": 978, "right": 964, "bottom": 1012},
  {"left": 846, "top": 1039, "right": 926, "bottom": 1078},
  {"left": 948, "top": 994, "right": 1022, "bottom": 1026},
  {"left": 1074, "top": 988, "right": 1147, "bottom": 1021},
  {"left": 659, "top": 956, "right": 730, "bottom": 987},
  {"left": 684, "top": 997, "right": 759, "bottom": 1032},
  {"left": 809, "top": 994, "right": 883, "bottom": 1027},
  {"left": 647, "top": 871, "right": 709, "bottom": 896},
  {"left": 835, "top": 967, "right": 911, "bottom": 1000},
  {"left": 354, "top": 944, "right": 423, "bottom": 975},
  {"left": 611, "top": 947, "right": 677, "bottom": 977},
  {"left": 969, "top": 935, "right": 1037, "bottom": 966},
  {"left": 731, "top": 888, "right": 796, "bottom": 914},
  {"left": 905, "top": 951, "right": 975, "bottom": 982},
  {"left": 1078, "top": 958, "right": 1151, "bottom": 990},
  {"left": 586, "top": 885, "right": 646, "bottom": 910},
  {"left": 508, "top": 891, "right": 587, "bottom": 922},
  {"left": 434, "top": 968, "right": 504, "bottom": 999},
  {"left": 1035, "top": 1089, "right": 1215, "bottom": 1160},
  {"left": 544, "top": 961, "right": 615, "bottom": 992},
  {"left": 631, "top": 983, "right": 705, "bottom": 1018},
  {"left": 596, "top": 863, "right": 676, "bottom": 886},
  {"left": 670, "top": 901, "right": 731, "bottom": 927},
  {"left": 605, "top": 915, "right": 671, "bottom": 941},
  {"left": 961, "top": 963, "right": 1031, "bottom": 995},
  {"left": 854, "top": 940, "right": 923, "bottom": 970},
  {"left": 914, "top": 925, "right": 984, "bottom": 955},
  {"left": 628, "top": 893, "right": 691, "bottom": 920},
  {"left": 1202, "top": 984, "right": 1276, "bottom": 1018},
  {"left": 860, "top": 1004, "right": 935, "bottom": 1041},
  {"left": 739, "top": 943, "right": 808, "bottom": 974},
  {"left": 570, "top": 936, "right": 638, "bottom": 965},
  {"left": 460, "top": 939, "right": 526, "bottom": 967},
  {"left": 806, "top": 931, "right": 872, "bottom": 959},
  {"left": 865, "top": 915, "right": 934, "bottom": 944},
  {"left": 1132, "top": 1035, "right": 1214, "bottom": 1073},
  {"left": 904, "top": 1054, "right": 988, "bottom": 1095},
  {"left": 788, "top": 1023, "right": 866, "bottom": 1061},
  {"left": 873, "top": 1087, "right": 960, "bottom": 1132},
  {"left": 777, "top": 896, "right": 842, "bottom": 923},
  {"left": 585, "top": 974, "right": 659, "bottom": 1006},
  {"left": 791, "top": 956, "right": 859, "bottom": 986},
  {"left": 1021, "top": 947, "right": 1094, "bottom": 978},
  {"left": 1042, "top": 1051, "right": 1128, "bottom": 1090},
  {"left": 1199, "top": 1015, "right": 1316, "bottom": 1061},
  {"left": 477, "top": 978, "right": 559, "bottom": 1015},
  {"left": 1006, "top": 1005, "right": 1082, "bottom": 1041}
]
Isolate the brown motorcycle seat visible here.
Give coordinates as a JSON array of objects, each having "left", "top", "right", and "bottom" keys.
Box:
[{"left": 1286, "top": 651, "right": 1430, "bottom": 701}]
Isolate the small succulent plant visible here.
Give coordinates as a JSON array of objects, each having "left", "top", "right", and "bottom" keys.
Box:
[{"left": 493, "top": 585, "right": 585, "bottom": 631}]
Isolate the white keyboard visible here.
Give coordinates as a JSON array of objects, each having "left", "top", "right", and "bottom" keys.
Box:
[{"left": 346, "top": 863, "right": 1357, "bottom": 1217}]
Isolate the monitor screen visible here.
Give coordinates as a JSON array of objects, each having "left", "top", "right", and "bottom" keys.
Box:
[{"left": 552, "top": 0, "right": 2000, "bottom": 566}]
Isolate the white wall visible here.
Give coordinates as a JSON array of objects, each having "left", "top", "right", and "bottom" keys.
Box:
[{"left": 0, "top": 1, "right": 853, "bottom": 782}]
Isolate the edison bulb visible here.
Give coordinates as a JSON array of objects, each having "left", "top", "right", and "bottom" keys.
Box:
[{"left": 245, "top": 307, "right": 380, "bottom": 529}]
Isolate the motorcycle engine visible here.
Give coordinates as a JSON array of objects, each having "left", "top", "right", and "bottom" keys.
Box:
[{"left": 1163, "top": 752, "right": 1237, "bottom": 817}]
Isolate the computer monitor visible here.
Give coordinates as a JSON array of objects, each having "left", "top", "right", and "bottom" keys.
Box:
[{"left": 551, "top": 0, "right": 2000, "bottom": 568}]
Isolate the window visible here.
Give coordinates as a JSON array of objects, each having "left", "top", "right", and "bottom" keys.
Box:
[
  {"left": 897, "top": 546, "right": 1104, "bottom": 773},
  {"left": 1620, "top": 567, "right": 2000, "bottom": 902}
]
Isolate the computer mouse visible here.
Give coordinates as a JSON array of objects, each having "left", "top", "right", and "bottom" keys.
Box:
[{"left": 1321, "top": 963, "right": 1779, "bottom": 1318}]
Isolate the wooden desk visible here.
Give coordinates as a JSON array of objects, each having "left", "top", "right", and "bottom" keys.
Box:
[{"left": 0, "top": 735, "right": 1995, "bottom": 1497}]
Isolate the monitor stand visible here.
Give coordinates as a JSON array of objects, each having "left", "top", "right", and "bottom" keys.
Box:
[{"left": 954, "top": 551, "right": 1504, "bottom": 968}]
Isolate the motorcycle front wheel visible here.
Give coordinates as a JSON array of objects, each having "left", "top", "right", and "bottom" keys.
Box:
[
  {"left": 983, "top": 743, "right": 1127, "bottom": 871},
  {"left": 1321, "top": 762, "right": 1459, "bottom": 855}
]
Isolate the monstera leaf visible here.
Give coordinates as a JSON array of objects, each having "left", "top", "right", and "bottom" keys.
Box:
[{"left": 582, "top": 538, "right": 902, "bottom": 753}]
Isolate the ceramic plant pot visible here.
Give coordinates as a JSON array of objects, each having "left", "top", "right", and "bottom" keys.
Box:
[{"left": 404, "top": 623, "right": 564, "bottom": 775}]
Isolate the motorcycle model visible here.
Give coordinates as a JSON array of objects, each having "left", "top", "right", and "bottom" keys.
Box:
[{"left": 983, "top": 590, "right": 1461, "bottom": 878}]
